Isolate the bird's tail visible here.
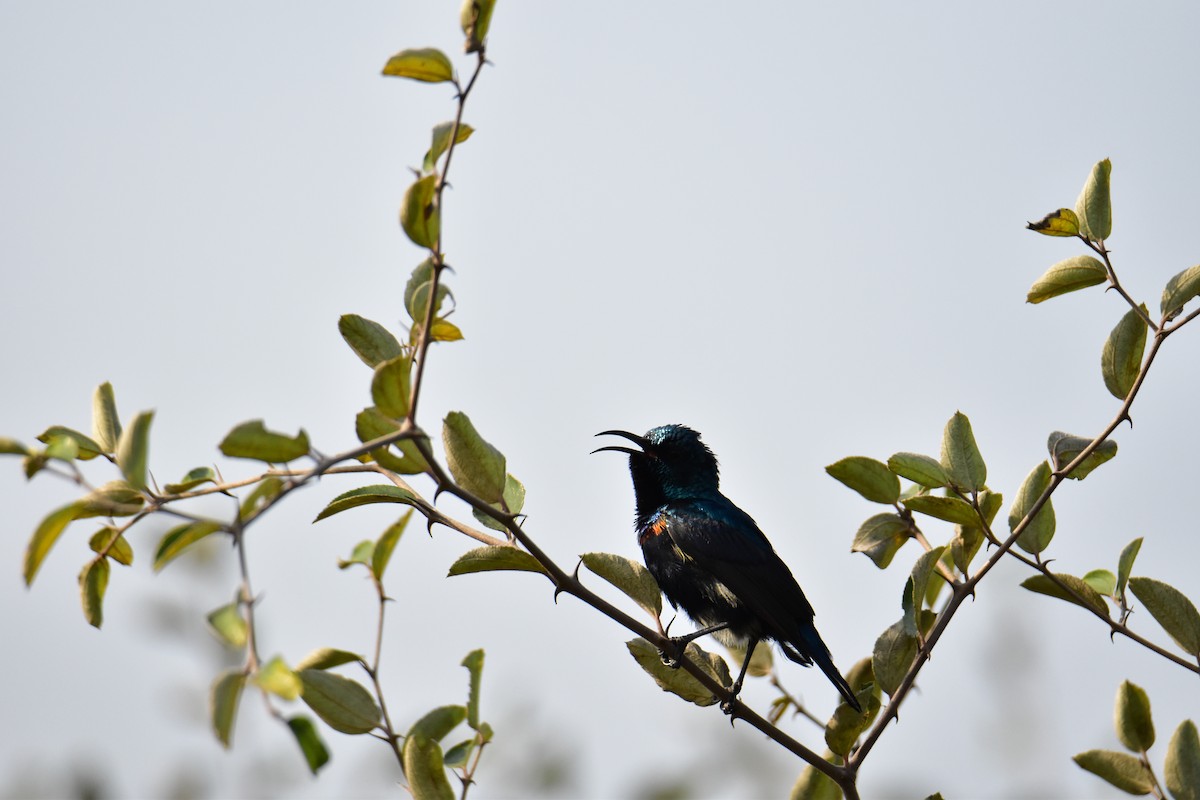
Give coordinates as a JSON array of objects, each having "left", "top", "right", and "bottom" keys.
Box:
[{"left": 783, "top": 625, "right": 862, "bottom": 713}]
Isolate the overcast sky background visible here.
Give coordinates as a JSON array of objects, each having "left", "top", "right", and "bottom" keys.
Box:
[{"left": 3, "top": 3, "right": 1200, "bottom": 799}]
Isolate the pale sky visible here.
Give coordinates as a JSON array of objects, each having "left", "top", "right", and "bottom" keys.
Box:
[{"left": 3, "top": 3, "right": 1200, "bottom": 798}]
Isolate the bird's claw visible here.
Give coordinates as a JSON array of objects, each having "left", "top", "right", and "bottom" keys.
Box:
[{"left": 658, "top": 640, "right": 686, "bottom": 669}]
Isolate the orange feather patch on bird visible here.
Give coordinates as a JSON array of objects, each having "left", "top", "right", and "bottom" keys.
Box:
[{"left": 638, "top": 512, "right": 670, "bottom": 546}]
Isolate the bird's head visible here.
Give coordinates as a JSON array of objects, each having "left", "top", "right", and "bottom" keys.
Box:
[{"left": 593, "top": 424, "right": 721, "bottom": 507}]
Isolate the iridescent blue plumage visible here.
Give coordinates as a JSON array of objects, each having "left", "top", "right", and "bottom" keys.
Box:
[{"left": 596, "top": 424, "right": 860, "bottom": 712}]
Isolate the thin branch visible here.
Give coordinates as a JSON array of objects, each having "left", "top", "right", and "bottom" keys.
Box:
[
  {"left": 365, "top": 575, "right": 405, "bottom": 769},
  {"left": 408, "top": 48, "right": 488, "bottom": 422},
  {"left": 1002, "top": 547, "right": 1199, "bottom": 674},
  {"left": 404, "top": 435, "right": 855, "bottom": 789},
  {"left": 1083, "top": 238, "right": 1157, "bottom": 331},
  {"left": 849, "top": 309, "right": 1176, "bottom": 772}
]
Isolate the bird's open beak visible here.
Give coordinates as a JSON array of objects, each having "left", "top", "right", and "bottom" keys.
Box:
[{"left": 591, "top": 429, "right": 649, "bottom": 456}]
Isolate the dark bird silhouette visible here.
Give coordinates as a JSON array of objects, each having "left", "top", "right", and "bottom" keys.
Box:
[{"left": 594, "top": 424, "right": 861, "bottom": 712}]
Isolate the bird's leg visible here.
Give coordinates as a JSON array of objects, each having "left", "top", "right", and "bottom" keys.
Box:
[
  {"left": 659, "top": 622, "right": 731, "bottom": 667},
  {"left": 720, "top": 636, "right": 759, "bottom": 715}
]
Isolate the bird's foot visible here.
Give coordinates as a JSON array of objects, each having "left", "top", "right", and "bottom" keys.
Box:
[
  {"left": 658, "top": 639, "right": 687, "bottom": 669},
  {"left": 719, "top": 679, "right": 747, "bottom": 717}
]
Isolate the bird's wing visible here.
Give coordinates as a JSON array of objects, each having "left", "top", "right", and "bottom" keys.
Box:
[{"left": 662, "top": 498, "right": 817, "bottom": 632}]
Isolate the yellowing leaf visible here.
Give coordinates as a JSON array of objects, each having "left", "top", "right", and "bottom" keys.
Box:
[
  {"left": 1026, "top": 208, "right": 1080, "bottom": 237},
  {"left": 381, "top": 48, "right": 455, "bottom": 83}
]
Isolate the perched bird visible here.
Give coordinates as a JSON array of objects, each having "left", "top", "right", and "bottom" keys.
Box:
[{"left": 594, "top": 424, "right": 861, "bottom": 712}]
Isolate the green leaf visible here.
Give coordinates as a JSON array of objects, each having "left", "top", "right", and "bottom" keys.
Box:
[
  {"left": 626, "top": 638, "right": 730, "bottom": 707},
  {"left": 115, "top": 410, "right": 154, "bottom": 488},
  {"left": 902, "top": 495, "right": 979, "bottom": 527},
  {"left": 950, "top": 524, "right": 984, "bottom": 574},
  {"left": 79, "top": 558, "right": 110, "bottom": 628},
  {"left": 825, "top": 456, "right": 899, "bottom": 504},
  {"left": 462, "top": 649, "right": 484, "bottom": 730},
  {"left": 887, "top": 452, "right": 947, "bottom": 489},
  {"left": 1027, "top": 255, "right": 1108, "bottom": 304},
  {"left": 460, "top": 0, "right": 497, "bottom": 53},
  {"left": 38, "top": 426, "right": 105, "bottom": 460},
  {"left": 1073, "top": 750, "right": 1154, "bottom": 795},
  {"left": 908, "top": 547, "right": 947, "bottom": 623},
  {"left": 580, "top": 552, "right": 662, "bottom": 618},
  {"left": 43, "top": 433, "right": 79, "bottom": 462},
  {"left": 402, "top": 733, "right": 455, "bottom": 800},
  {"left": 211, "top": 669, "right": 246, "bottom": 749},
  {"left": 0, "top": 437, "right": 30, "bottom": 456},
  {"left": 295, "top": 648, "right": 367, "bottom": 671},
  {"left": 473, "top": 472, "right": 526, "bottom": 532},
  {"left": 873, "top": 619, "right": 918, "bottom": 696},
  {"left": 91, "top": 382, "right": 122, "bottom": 453},
  {"left": 338, "top": 540, "right": 374, "bottom": 570},
  {"left": 78, "top": 480, "right": 145, "bottom": 518},
  {"left": 154, "top": 520, "right": 224, "bottom": 571},
  {"left": 371, "top": 355, "right": 413, "bottom": 420},
  {"left": 355, "top": 407, "right": 430, "bottom": 475},
  {"left": 1117, "top": 537, "right": 1143, "bottom": 599},
  {"left": 1083, "top": 569, "right": 1117, "bottom": 597},
  {"left": 219, "top": 420, "right": 310, "bottom": 463},
  {"left": 940, "top": 411, "right": 986, "bottom": 492},
  {"left": 207, "top": 602, "right": 248, "bottom": 649},
  {"left": 1116, "top": 680, "right": 1155, "bottom": 752},
  {"left": 372, "top": 511, "right": 412, "bottom": 580},
  {"left": 442, "top": 411, "right": 506, "bottom": 503},
  {"left": 314, "top": 484, "right": 420, "bottom": 523},
  {"left": 287, "top": 715, "right": 331, "bottom": 775},
  {"left": 851, "top": 513, "right": 912, "bottom": 569},
  {"left": 790, "top": 757, "right": 843, "bottom": 800},
  {"left": 1020, "top": 573, "right": 1109, "bottom": 616},
  {"left": 338, "top": 314, "right": 404, "bottom": 368},
  {"left": 1102, "top": 305, "right": 1149, "bottom": 400},
  {"left": 1166, "top": 720, "right": 1200, "bottom": 800},
  {"left": 978, "top": 489, "right": 1003, "bottom": 527},
  {"left": 299, "top": 669, "right": 382, "bottom": 734},
  {"left": 1048, "top": 431, "right": 1118, "bottom": 480},
  {"left": 89, "top": 527, "right": 134, "bottom": 566},
  {"left": 1128, "top": 577, "right": 1200, "bottom": 656},
  {"left": 1161, "top": 264, "right": 1200, "bottom": 321},
  {"left": 1010, "top": 461, "right": 1056, "bottom": 555},
  {"left": 255, "top": 656, "right": 302, "bottom": 701},
  {"left": 424, "top": 121, "right": 475, "bottom": 174},
  {"left": 447, "top": 545, "right": 547, "bottom": 577},
  {"left": 23, "top": 502, "right": 83, "bottom": 585},
  {"left": 404, "top": 259, "right": 450, "bottom": 323},
  {"left": 163, "top": 466, "right": 217, "bottom": 494},
  {"left": 240, "top": 476, "right": 285, "bottom": 521},
  {"left": 825, "top": 687, "right": 879, "bottom": 757},
  {"left": 1075, "top": 158, "right": 1113, "bottom": 242},
  {"left": 1026, "top": 207, "right": 1081, "bottom": 237},
  {"left": 443, "top": 738, "right": 475, "bottom": 769},
  {"left": 381, "top": 47, "right": 455, "bottom": 83},
  {"left": 409, "top": 705, "right": 467, "bottom": 743},
  {"left": 399, "top": 173, "right": 440, "bottom": 249}
]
